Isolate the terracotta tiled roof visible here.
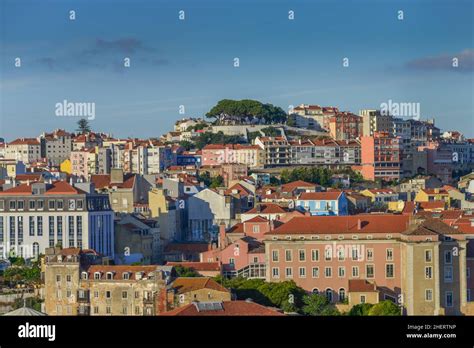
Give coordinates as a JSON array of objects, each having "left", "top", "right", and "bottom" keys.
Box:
[
  {"left": 267, "top": 214, "right": 410, "bottom": 235},
  {"left": 298, "top": 191, "right": 343, "bottom": 200},
  {"left": 161, "top": 301, "right": 284, "bottom": 316},
  {"left": 171, "top": 277, "right": 229, "bottom": 294},
  {"left": 225, "top": 183, "right": 251, "bottom": 197},
  {"left": 404, "top": 218, "right": 463, "bottom": 236},
  {"left": 15, "top": 174, "right": 42, "bottom": 182},
  {"left": 245, "top": 203, "right": 287, "bottom": 215},
  {"left": 281, "top": 180, "right": 317, "bottom": 192},
  {"left": 86, "top": 265, "right": 160, "bottom": 280},
  {"left": 0, "top": 181, "right": 83, "bottom": 196},
  {"left": 91, "top": 174, "right": 135, "bottom": 189},
  {"left": 421, "top": 188, "right": 449, "bottom": 195},
  {"left": 8, "top": 138, "right": 40, "bottom": 146},
  {"left": 245, "top": 216, "right": 269, "bottom": 223},
  {"left": 166, "top": 262, "right": 221, "bottom": 272},
  {"left": 348, "top": 279, "right": 377, "bottom": 292}
]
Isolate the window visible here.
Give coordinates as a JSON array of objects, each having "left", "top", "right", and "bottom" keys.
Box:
[
  {"left": 325, "top": 267, "right": 332, "bottom": 278},
  {"left": 444, "top": 251, "right": 452, "bottom": 265},
  {"left": 444, "top": 266, "right": 453, "bottom": 282},
  {"left": 135, "top": 306, "right": 140, "bottom": 315},
  {"left": 66, "top": 275, "right": 71, "bottom": 283},
  {"left": 17, "top": 200, "right": 24, "bottom": 210},
  {"left": 106, "top": 306, "right": 111, "bottom": 314},
  {"left": 48, "top": 200, "right": 55, "bottom": 210},
  {"left": 106, "top": 272, "right": 114, "bottom": 280},
  {"left": 360, "top": 295, "right": 366, "bottom": 303},
  {"left": 66, "top": 290, "right": 71, "bottom": 298},
  {"left": 325, "top": 289, "right": 333, "bottom": 302},
  {"left": 29, "top": 200, "right": 35, "bottom": 210},
  {"left": 94, "top": 291, "right": 99, "bottom": 298},
  {"left": 56, "top": 275, "right": 61, "bottom": 282},
  {"left": 299, "top": 250, "right": 306, "bottom": 262},
  {"left": 337, "top": 247, "right": 345, "bottom": 261},
  {"left": 135, "top": 291, "right": 140, "bottom": 299},
  {"left": 229, "top": 258, "right": 235, "bottom": 266},
  {"left": 312, "top": 267, "right": 319, "bottom": 278},
  {"left": 324, "top": 247, "right": 332, "bottom": 261},
  {"left": 339, "top": 288, "right": 346, "bottom": 302},
  {"left": 351, "top": 247, "right": 359, "bottom": 261},
  {"left": 311, "top": 249, "right": 319, "bottom": 262},
  {"left": 122, "top": 291, "right": 128, "bottom": 299},
  {"left": 386, "top": 249, "right": 393, "bottom": 261},
  {"left": 272, "top": 250, "right": 279, "bottom": 262},
  {"left": 37, "top": 200, "right": 44, "bottom": 210},
  {"left": 299, "top": 267, "right": 306, "bottom": 278},
  {"left": 425, "top": 266, "right": 433, "bottom": 279},
  {"left": 93, "top": 307, "right": 99, "bottom": 314},
  {"left": 425, "top": 289, "right": 433, "bottom": 302},
  {"left": 272, "top": 268, "right": 280, "bottom": 278},
  {"left": 366, "top": 264, "right": 374, "bottom": 278},
  {"left": 252, "top": 225, "right": 260, "bottom": 234},
  {"left": 425, "top": 250, "right": 432, "bottom": 263},
  {"left": 352, "top": 266, "right": 359, "bottom": 278},
  {"left": 445, "top": 291, "right": 453, "bottom": 307},
  {"left": 285, "top": 267, "right": 293, "bottom": 278},
  {"left": 94, "top": 272, "right": 100, "bottom": 280},
  {"left": 285, "top": 250, "right": 292, "bottom": 262},
  {"left": 386, "top": 264, "right": 394, "bottom": 278},
  {"left": 106, "top": 291, "right": 111, "bottom": 299},
  {"left": 57, "top": 200, "right": 63, "bottom": 210},
  {"left": 338, "top": 266, "right": 345, "bottom": 278}
]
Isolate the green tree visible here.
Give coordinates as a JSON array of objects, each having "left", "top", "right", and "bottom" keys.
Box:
[
  {"left": 76, "top": 118, "right": 91, "bottom": 134},
  {"left": 209, "top": 175, "right": 224, "bottom": 189},
  {"left": 348, "top": 303, "right": 374, "bottom": 316},
  {"left": 301, "top": 293, "right": 340, "bottom": 316},
  {"left": 367, "top": 300, "right": 401, "bottom": 316},
  {"left": 206, "top": 99, "right": 287, "bottom": 124},
  {"left": 174, "top": 266, "right": 201, "bottom": 277},
  {"left": 178, "top": 140, "right": 194, "bottom": 151}
]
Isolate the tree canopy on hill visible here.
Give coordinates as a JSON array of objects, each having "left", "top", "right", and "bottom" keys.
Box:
[
  {"left": 194, "top": 131, "right": 245, "bottom": 150},
  {"left": 206, "top": 99, "right": 287, "bottom": 124}
]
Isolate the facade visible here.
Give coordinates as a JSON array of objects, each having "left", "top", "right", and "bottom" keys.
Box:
[
  {"left": 360, "top": 109, "right": 393, "bottom": 137},
  {"left": 264, "top": 215, "right": 473, "bottom": 315},
  {"left": 5, "top": 138, "right": 41, "bottom": 164},
  {"left": 295, "top": 191, "right": 349, "bottom": 216},
  {"left": 361, "top": 132, "right": 403, "bottom": 181},
  {"left": 40, "top": 129, "right": 73, "bottom": 166},
  {"left": 201, "top": 144, "right": 264, "bottom": 169},
  {"left": 43, "top": 248, "right": 171, "bottom": 316},
  {"left": 0, "top": 181, "right": 115, "bottom": 259},
  {"left": 327, "top": 113, "right": 362, "bottom": 141},
  {"left": 254, "top": 137, "right": 290, "bottom": 167}
]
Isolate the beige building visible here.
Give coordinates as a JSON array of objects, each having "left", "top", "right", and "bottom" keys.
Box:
[
  {"left": 360, "top": 109, "right": 393, "bottom": 137},
  {"left": 167, "top": 277, "right": 231, "bottom": 309},
  {"left": 43, "top": 247, "right": 171, "bottom": 316}
]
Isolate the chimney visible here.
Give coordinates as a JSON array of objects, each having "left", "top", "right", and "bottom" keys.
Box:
[
  {"left": 219, "top": 223, "right": 227, "bottom": 249},
  {"left": 357, "top": 219, "right": 362, "bottom": 230}
]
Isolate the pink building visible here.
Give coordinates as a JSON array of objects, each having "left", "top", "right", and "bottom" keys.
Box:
[
  {"left": 200, "top": 217, "right": 270, "bottom": 278},
  {"left": 201, "top": 144, "right": 263, "bottom": 168}
]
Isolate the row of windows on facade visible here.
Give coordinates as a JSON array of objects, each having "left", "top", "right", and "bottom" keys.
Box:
[
  {"left": 0, "top": 216, "right": 82, "bottom": 242},
  {"left": 57, "top": 304, "right": 153, "bottom": 315},
  {"left": 1, "top": 199, "right": 84, "bottom": 211},
  {"left": 271, "top": 248, "right": 394, "bottom": 262},
  {"left": 271, "top": 264, "right": 395, "bottom": 279},
  {"left": 56, "top": 287, "right": 154, "bottom": 300}
]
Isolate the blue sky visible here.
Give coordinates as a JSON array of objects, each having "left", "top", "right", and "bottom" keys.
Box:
[{"left": 1, "top": 0, "right": 473, "bottom": 140}]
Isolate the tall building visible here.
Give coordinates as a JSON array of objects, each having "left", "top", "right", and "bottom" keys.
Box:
[
  {"left": 360, "top": 109, "right": 393, "bottom": 137},
  {"left": 39, "top": 129, "right": 73, "bottom": 167},
  {"left": 5, "top": 138, "right": 41, "bottom": 164},
  {"left": 0, "top": 181, "right": 115, "bottom": 259},
  {"left": 361, "top": 131, "right": 402, "bottom": 181},
  {"left": 327, "top": 113, "right": 363, "bottom": 140}
]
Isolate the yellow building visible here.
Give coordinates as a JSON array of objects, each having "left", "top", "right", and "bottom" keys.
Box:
[
  {"left": 414, "top": 188, "right": 450, "bottom": 206},
  {"left": 60, "top": 159, "right": 72, "bottom": 174},
  {"left": 0, "top": 159, "right": 25, "bottom": 178}
]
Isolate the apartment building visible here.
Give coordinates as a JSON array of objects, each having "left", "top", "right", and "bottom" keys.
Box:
[
  {"left": 288, "top": 138, "right": 361, "bottom": 165},
  {"left": 43, "top": 247, "right": 171, "bottom": 316},
  {"left": 326, "top": 113, "right": 363, "bottom": 141},
  {"left": 254, "top": 136, "right": 290, "bottom": 167},
  {"left": 5, "top": 138, "right": 41, "bottom": 164},
  {"left": 361, "top": 131, "right": 403, "bottom": 181},
  {"left": 360, "top": 109, "right": 393, "bottom": 137},
  {"left": 264, "top": 214, "right": 473, "bottom": 315},
  {"left": 70, "top": 148, "right": 97, "bottom": 179},
  {"left": 201, "top": 144, "right": 264, "bottom": 169},
  {"left": 289, "top": 104, "right": 338, "bottom": 130},
  {"left": 0, "top": 181, "right": 115, "bottom": 259},
  {"left": 39, "top": 129, "right": 73, "bottom": 166}
]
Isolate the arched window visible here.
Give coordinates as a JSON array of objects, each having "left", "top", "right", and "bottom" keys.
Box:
[
  {"left": 339, "top": 288, "right": 346, "bottom": 302},
  {"left": 325, "top": 288, "right": 333, "bottom": 302},
  {"left": 312, "top": 288, "right": 319, "bottom": 295}
]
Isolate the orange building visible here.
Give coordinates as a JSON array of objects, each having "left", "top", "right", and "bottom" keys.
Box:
[{"left": 361, "top": 131, "right": 402, "bottom": 181}]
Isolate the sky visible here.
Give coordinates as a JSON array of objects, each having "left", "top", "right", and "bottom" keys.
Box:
[{"left": 0, "top": 0, "right": 473, "bottom": 140}]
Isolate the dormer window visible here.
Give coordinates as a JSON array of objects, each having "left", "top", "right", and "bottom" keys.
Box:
[
  {"left": 94, "top": 272, "right": 101, "bottom": 280},
  {"left": 123, "top": 272, "right": 130, "bottom": 280},
  {"left": 106, "top": 272, "right": 114, "bottom": 280},
  {"left": 81, "top": 272, "right": 88, "bottom": 280}
]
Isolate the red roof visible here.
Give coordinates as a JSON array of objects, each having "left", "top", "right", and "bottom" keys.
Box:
[
  {"left": 245, "top": 203, "right": 287, "bottom": 215},
  {"left": 298, "top": 191, "right": 343, "bottom": 200},
  {"left": 8, "top": 138, "right": 40, "bottom": 146},
  {"left": 267, "top": 214, "right": 410, "bottom": 235},
  {"left": 281, "top": 180, "right": 317, "bottom": 193},
  {"left": 348, "top": 279, "right": 377, "bottom": 292},
  {"left": 0, "top": 181, "right": 83, "bottom": 196},
  {"left": 161, "top": 301, "right": 284, "bottom": 316},
  {"left": 91, "top": 174, "right": 135, "bottom": 189}
]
